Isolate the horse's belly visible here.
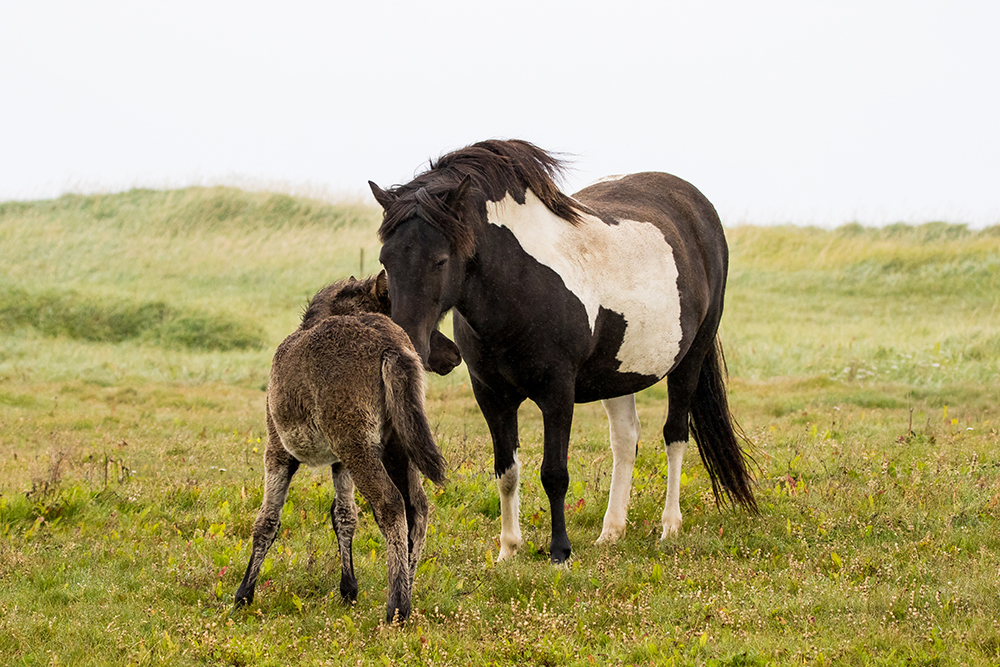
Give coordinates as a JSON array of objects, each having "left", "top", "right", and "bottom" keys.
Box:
[
  {"left": 603, "top": 285, "right": 682, "bottom": 378},
  {"left": 277, "top": 423, "right": 342, "bottom": 468},
  {"left": 573, "top": 305, "right": 677, "bottom": 402}
]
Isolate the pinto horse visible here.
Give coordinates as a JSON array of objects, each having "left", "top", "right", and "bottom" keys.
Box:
[{"left": 370, "top": 140, "right": 756, "bottom": 564}]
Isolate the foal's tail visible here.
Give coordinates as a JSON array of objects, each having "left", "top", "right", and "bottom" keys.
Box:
[
  {"left": 382, "top": 349, "right": 447, "bottom": 485},
  {"left": 690, "top": 338, "right": 758, "bottom": 513}
]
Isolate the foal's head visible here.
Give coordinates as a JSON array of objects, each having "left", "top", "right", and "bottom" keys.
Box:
[
  {"left": 299, "top": 272, "right": 390, "bottom": 331},
  {"left": 299, "top": 271, "right": 462, "bottom": 375}
]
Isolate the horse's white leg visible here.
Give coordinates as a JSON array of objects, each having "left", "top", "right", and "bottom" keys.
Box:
[
  {"left": 497, "top": 451, "right": 522, "bottom": 561},
  {"left": 596, "top": 394, "right": 640, "bottom": 544},
  {"left": 660, "top": 440, "right": 687, "bottom": 538}
]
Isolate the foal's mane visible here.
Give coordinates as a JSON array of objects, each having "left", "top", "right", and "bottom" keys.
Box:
[
  {"left": 299, "top": 274, "right": 385, "bottom": 331},
  {"left": 377, "top": 140, "right": 586, "bottom": 256}
]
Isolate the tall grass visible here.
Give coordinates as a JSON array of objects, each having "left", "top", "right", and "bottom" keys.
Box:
[
  {"left": 1, "top": 189, "right": 999, "bottom": 666},
  {"left": 0, "top": 187, "right": 383, "bottom": 386},
  {"left": 724, "top": 223, "right": 1000, "bottom": 417},
  {"left": 0, "top": 281, "right": 264, "bottom": 351}
]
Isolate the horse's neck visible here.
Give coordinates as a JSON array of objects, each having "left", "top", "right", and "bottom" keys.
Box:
[
  {"left": 483, "top": 189, "right": 564, "bottom": 245},
  {"left": 455, "top": 191, "right": 567, "bottom": 333}
]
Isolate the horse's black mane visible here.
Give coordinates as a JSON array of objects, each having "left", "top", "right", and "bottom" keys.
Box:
[{"left": 377, "top": 140, "right": 586, "bottom": 257}]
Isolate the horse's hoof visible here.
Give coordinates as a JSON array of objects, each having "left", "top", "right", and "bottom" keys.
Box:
[
  {"left": 497, "top": 540, "right": 520, "bottom": 562},
  {"left": 659, "top": 521, "right": 682, "bottom": 540},
  {"left": 595, "top": 524, "right": 626, "bottom": 544},
  {"left": 548, "top": 540, "right": 571, "bottom": 564}
]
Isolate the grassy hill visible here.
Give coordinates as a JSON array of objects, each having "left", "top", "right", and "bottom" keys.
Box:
[
  {"left": 1, "top": 188, "right": 999, "bottom": 666},
  {"left": 0, "top": 187, "right": 382, "bottom": 387}
]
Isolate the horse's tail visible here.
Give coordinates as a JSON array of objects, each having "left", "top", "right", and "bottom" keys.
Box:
[
  {"left": 382, "top": 348, "right": 447, "bottom": 485},
  {"left": 689, "top": 338, "right": 758, "bottom": 513}
]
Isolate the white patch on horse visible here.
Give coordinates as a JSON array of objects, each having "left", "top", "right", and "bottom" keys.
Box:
[
  {"left": 487, "top": 189, "right": 683, "bottom": 377},
  {"left": 496, "top": 452, "right": 522, "bottom": 561}
]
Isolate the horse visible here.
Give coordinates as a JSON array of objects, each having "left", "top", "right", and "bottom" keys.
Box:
[
  {"left": 369, "top": 139, "right": 757, "bottom": 564},
  {"left": 234, "top": 272, "right": 458, "bottom": 623}
]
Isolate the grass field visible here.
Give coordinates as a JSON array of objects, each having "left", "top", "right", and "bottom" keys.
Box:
[{"left": 1, "top": 188, "right": 999, "bottom": 666}]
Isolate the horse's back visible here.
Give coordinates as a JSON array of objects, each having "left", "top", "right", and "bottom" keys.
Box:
[
  {"left": 575, "top": 171, "right": 729, "bottom": 336},
  {"left": 573, "top": 172, "right": 727, "bottom": 267},
  {"left": 573, "top": 172, "right": 720, "bottom": 223}
]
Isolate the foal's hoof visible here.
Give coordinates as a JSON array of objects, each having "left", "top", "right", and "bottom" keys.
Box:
[
  {"left": 339, "top": 577, "right": 358, "bottom": 604},
  {"left": 232, "top": 594, "right": 252, "bottom": 615},
  {"left": 385, "top": 603, "right": 411, "bottom": 626}
]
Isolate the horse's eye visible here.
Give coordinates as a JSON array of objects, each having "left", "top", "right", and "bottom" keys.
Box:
[{"left": 435, "top": 258, "right": 448, "bottom": 269}]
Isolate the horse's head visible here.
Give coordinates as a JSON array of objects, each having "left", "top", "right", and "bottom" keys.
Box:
[{"left": 370, "top": 177, "right": 474, "bottom": 371}]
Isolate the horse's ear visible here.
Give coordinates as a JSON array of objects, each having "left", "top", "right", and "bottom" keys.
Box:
[
  {"left": 369, "top": 181, "right": 395, "bottom": 211},
  {"left": 445, "top": 175, "right": 473, "bottom": 213},
  {"left": 372, "top": 269, "right": 390, "bottom": 308}
]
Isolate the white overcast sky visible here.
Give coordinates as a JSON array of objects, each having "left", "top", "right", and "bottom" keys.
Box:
[{"left": 1, "top": 1, "right": 998, "bottom": 227}]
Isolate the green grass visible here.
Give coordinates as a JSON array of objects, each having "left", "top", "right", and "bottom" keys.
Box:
[
  {"left": 1, "top": 188, "right": 999, "bottom": 666},
  {"left": 0, "top": 281, "right": 265, "bottom": 351}
]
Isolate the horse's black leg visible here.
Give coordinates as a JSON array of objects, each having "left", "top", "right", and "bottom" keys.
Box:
[
  {"left": 382, "top": 435, "right": 429, "bottom": 590},
  {"left": 467, "top": 375, "right": 525, "bottom": 561},
  {"left": 661, "top": 353, "right": 702, "bottom": 538},
  {"left": 329, "top": 462, "right": 358, "bottom": 603},
  {"left": 235, "top": 414, "right": 300, "bottom": 609},
  {"left": 537, "top": 387, "right": 576, "bottom": 564},
  {"left": 341, "top": 443, "right": 410, "bottom": 625},
  {"left": 662, "top": 319, "right": 758, "bottom": 538},
  {"left": 661, "top": 313, "right": 726, "bottom": 538}
]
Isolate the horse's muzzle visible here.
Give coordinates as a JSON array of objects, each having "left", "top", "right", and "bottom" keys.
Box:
[{"left": 427, "top": 330, "right": 462, "bottom": 375}]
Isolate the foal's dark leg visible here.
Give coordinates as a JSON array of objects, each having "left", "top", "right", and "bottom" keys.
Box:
[
  {"left": 468, "top": 376, "right": 525, "bottom": 561},
  {"left": 329, "top": 462, "right": 358, "bottom": 603},
  {"left": 536, "top": 387, "right": 576, "bottom": 564},
  {"left": 341, "top": 443, "right": 410, "bottom": 624},
  {"left": 235, "top": 417, "right": 300, "bottom": 609},
  {"left": 382, "top": 436, "right": 429, "bottom": 589}
]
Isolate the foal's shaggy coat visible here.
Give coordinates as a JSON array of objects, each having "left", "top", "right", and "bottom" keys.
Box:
[{"left": 234, "top": 272, "right": 452, "bottom": 623}]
